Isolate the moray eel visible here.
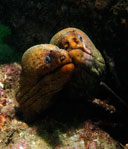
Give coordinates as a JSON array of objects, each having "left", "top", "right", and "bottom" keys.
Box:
[
  {"left": 16, "top": 44, "right": 74, "bottom": 122},
  {"left": 50, "top": 27, "right": 105, "bottom": 77},
  {"left": 50, "top": 28, "right": 105, "bottom": 96}
]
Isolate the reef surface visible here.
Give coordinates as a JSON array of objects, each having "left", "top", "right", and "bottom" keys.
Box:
[{"left": 0, "top": 63, "right": 124, "bottom": 148}]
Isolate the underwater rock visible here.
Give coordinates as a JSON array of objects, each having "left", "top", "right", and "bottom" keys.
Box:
[
  {"left": 0, "top": 63, "right": 21, "bottom": 120},
  {"left": 50, "top": 27, "right": 105, "bottom": 97},
  {"left": 0, "top": 62, "right": 123, "bottom": 148},
  {"left": 16, "top": 44, "right": 74, "bottom": 122},
  {"left": 0, "top": 117, "right": 122, "bottom": 148},
  {"left": 56, "top": 121, "right": 122, "bottom": 149}
]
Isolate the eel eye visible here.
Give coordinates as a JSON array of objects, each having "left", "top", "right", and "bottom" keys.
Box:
[
  {"left": 78, "top": 34, "right": 83, "bottom": 41},
  {"left": 60, "top": 55, "right": 66, "bottom": 62},
  {"left": 45, "top": 56, "right": 52, "bottom": 64}
]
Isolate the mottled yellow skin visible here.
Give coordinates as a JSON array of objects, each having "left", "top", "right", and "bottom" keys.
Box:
[
  {"left": 16, "top": 44, "right": 74, "bottom": 122},
  {"left": 50, "top": 27, "right": 105, "bottom": 76}
]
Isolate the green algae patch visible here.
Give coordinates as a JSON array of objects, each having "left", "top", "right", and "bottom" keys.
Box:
[
  {"left": 0, "top": 24, "right": 11, "bottom": 40},
  {"left": 0, "top": 24, "right": 22, "bottom": 64}
]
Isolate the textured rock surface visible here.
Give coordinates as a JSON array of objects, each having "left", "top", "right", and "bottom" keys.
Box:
[
  {"left": 0, "top": 63, "right": 125, "bottom": 148},
  {"left": 0, "top": 63, "right": 123, "bottom": 148}
]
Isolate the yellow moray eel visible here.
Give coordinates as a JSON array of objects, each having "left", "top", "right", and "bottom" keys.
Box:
[
  {"left": 50, "top": 28, "right": 105, "bottom": 96},
  {"left": 16, "top": 44, "right": 74, "bottom": 122},
  {"left": 50, "top": 27, "right": 105, "bottom": 77}
]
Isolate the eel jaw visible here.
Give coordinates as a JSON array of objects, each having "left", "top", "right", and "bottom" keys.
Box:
[
  {"left": 60, "top": 63, "right": 75, "bottom": 75},
  {"left": 69, "top": 49, "right": 93, "bottom": 66},
  {"left": 69, "top": 48, "right": 105, "bottom": 76}
]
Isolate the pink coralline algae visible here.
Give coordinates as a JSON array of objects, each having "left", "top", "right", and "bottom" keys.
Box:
[
  {"left": 0, "top": 63, "right": 21, "bottom": 129},
  {"left": 55, "top": 122, "right": 121, "bottom": 148},
  {"left": 10, "top": 141, "right": 27, "bottom": 149},
  {"left": 0, "top": 63, "right": 21, "bottom": 89}
]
